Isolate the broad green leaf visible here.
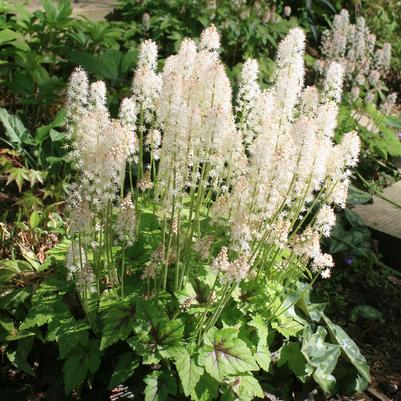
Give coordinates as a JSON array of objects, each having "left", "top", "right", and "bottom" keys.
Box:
[
  {"left": 347, "top": 185, "right": 373, "bottom": 206},
  {"left": 231, "top": 374, "right": 264, "bottom": 401},
  {"left": 0, "top": 259, "right": 36, "bottom": 285},
  {"left": 278, "top": 342, "right": 307, "bottom": 378},
  {"left": 198, "top": 327, "right": 258, "bottom": 381},
  {"left": 143, "top": 370, "right": 177, "bottom": 401},
  {"left": 301, "top": 325, "right": 341, "bottom": 393},
  {"left": 20, "top": 280, "right": 69, "bottom": 330},
  {"left": 296, "top": 282, "right": 326, "bottom": 322},
  {"left": 0, "top": 108, "right": 32, "bottom": 147},
  {"left": 47, "top": 318, "right": 90, "bottom": 359},
  {"left": 63, "top": 339, "right": 101, "bottom": 394},
  {"left": 29, "top": 211, "right": 41, "bottom": 228},
  {"left": 248, "top": 314, "right": 268, "bottom": 347},
  {"left": 255, "top": 344, "right": 270, "bottom": 372},
  {"left": 6, "top": 336, "right": 35, "bottom": 376},
  {"left": 350, "top": 305, "right": 383, "bottom": 322},
  {"left": 190, "top": 373, "right": 219, "bottom": 401},
  {"left": 0, "top": 28, "right": 18, "bottom": 44},
  {"left": 108, "top": 352, "right": 139, "bottom": 389},
  {"left": 322, "top": 314, "right": 370, "bottom": 384},
  {"left": 35, "top": 108, "right": 66, "bottom": 143},
  {"left": 175, "top": 349, "right": 203, "bottom": 397},
  {"left": 100, "top": 295, "right": 136, "bottom": 350}
]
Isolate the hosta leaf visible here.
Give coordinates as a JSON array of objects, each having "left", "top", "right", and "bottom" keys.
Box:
[
  {"left": 63, "top": 339, "right": 101, "bottom": 394},
  {"left": 108, "top": 352, "right": 139, "bottom": 390},
  {"left": 322, "top": 314, "right": 370, "bottom": 384},
  {"left": 301, "top": 325, "right": 341, "bottom": 393},
  {"left": 175, "top": 349, "right": 203, "bottom": 397},
  {"left": 198, "top": 327, "right": 258, "bottom": 381},
  {"left": 0, "top": 107, "right": 32, "bottom": 147},
  {"left": 143, "top": 370, "right": 177, "bottom": 401}
]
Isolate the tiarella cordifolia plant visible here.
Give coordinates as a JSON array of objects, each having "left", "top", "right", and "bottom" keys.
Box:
[
  {"left": 63, "top": 26, "right": 368, "bottom": 398},
  {"left": 66, "top": 24, "right": 360, "bottom": 337},
  {"left": 317, "top": 9, "right": 397, "bottom": 111}
]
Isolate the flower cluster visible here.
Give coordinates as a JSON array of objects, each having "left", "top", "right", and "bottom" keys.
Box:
[
  {"left": 65, "top": 27, "right": 360, "bottom": 320},
  {"left": 317, "top": 9, "right": 396, "bottom": 109}
]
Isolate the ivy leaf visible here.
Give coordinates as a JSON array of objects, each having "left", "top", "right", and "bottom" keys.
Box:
[
  {"left": 63, "top": 339, "right": 101, "bottom": 394},
  {"left": 100, "top": 295, "right": 136, "bottom": 350},
  {"left": 143, "top": 370, "right": 177, "bottom": 401},
  {"left": 301, "top": 325, "right": 341, "bottom": 393},
  {"left": 175, "top": 349, "right": 203, "bottom": 397},
  {"left": 108, "top": 352, "right": 139, "bottom": 390},
  {"left": 322, "top": 314, "right": 370, "bottom": 385},
  {"left": 198, "top": 327, "right": 258, "bottom": 381}
]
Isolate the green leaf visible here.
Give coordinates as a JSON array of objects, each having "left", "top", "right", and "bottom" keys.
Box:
[
  {"left": 301, "top": 325, "right": 341, "bottom": 393},
  {"left": 255, "top": 344, "right": 270, "bottom": 372},
  {"left": 198, "top": 327, "right": 258, "bottom": 381},
  {"left": 347, "top": 185, "right": 373, "bottom": 206},
  {"left": 108, "top": 352, "right": 139, "bottom": 389},
  {"left": 0, "top": 259, "right": 36, "bottom": 285},
  {"left": 20, "top": 280, "right": 69, "bottom": 330},
  {"left": 100, "top": 295, "right": 136, "bottom": 350},
  {"left": 350, "top": 305, "right": 383, "bottom": 322},
  {"left": 0, "top": 28, "right": 18, "bottom": 44},
  {"left": 63, "top": 339, "right": 101, "bottom": 394},
  {"left": 175, "top": 349, "right": 203, "bottom": 397},
  {"left": 47, "top": 318, "right": 90, "bottom": 359},
  {"left": 29, "top": 211, "right": 41, "bottom": 228},
  {"left": 322, "top": 314, "right": 370, "bottom": 384},
  {"left": 230, "top": 374, "right": 264, "bottom": 401},
  {"left": 278, "top": 342, "right": 307, "bottom": 378},
  {"left": 35, "top": 108, "right": 66, "bottom": 143},
  {"left": 0, "top": 107, "right": 32, "bottom": 147},
  {"left": 6, "top": 336, "right": 35, "bottom": 376},
  {"left": 190, "top": 372, "right": 219, "bottom": 401},
  {"left": 6, "top": 167, "right": 30, "bottom": 192},
  {"left": 143, "top": 370, "right": 177, "bottom": 401}
]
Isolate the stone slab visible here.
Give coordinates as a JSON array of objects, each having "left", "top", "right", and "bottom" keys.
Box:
[
  {"left": 354, "top": 180, "right": 401, "bottom": 239},
  {"left": 8, "top": 0, "right": 117, "bottom": 21}
]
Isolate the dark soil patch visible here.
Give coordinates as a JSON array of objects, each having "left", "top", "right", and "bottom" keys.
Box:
[{"left": 318, "top": 258, "right": 401, "bottom": 401}]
